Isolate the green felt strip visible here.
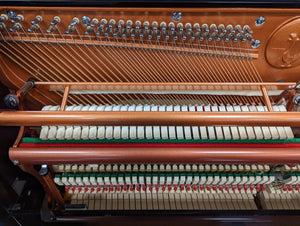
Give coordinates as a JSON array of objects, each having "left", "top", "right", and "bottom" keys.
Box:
[{"left": 22, "top": 137, "right": 300, "bottom": 144}]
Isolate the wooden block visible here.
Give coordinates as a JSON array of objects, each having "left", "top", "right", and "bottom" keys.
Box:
[
  {"left": 100, "top": 193, "right": 107, "bottom": 210},
  {"left": 207, "top": 193, "right": 217, "bottom": 209},
  {"left": 88, "top": 194, "right": 95, "bottom": 210},
  {"left": 196, "top": 193, "right": 205, "bottom": 210},
  {"left": 191, "top": 193, "right": 199, "bottom": 210},
  {"left": 163, "top": 193, "right": 170, "bottom": 210},
  {"left": 135, "top": 193, "right": 141, "bottom": 210},
  {"left": 180, "top": 193, "right": 188, "bottom": 210},
  {"left": 186, "top": 193, "right": 194, "bottom": 210},
  {"left": 82, "top": 194, "right": 89, "bottom": 208},
  {"left": 106, "top": 193, "right": 112, "bottom": 210},
  {"left": 174, "top": 193, "right": 182, "bottom": 210},
  {"left": 168, "top": 193, "right": 177, "bottom": 210},
  {"left": 146, "top": 193, "right": 153, "bottom": 210},
  {"left": 152, "top": 193, "right": 159, "bottom": 210},
  {"left": 70, "top": 194, "right": 78, "bottom": 205},
  {"left": 140, "top": 193, "right": 147, "bottom": 210},
  {"left": 117, "top": 193, "right": 124, "bottom": 210},
  {"left": 202, "top": 193, "right": 211, "bottom": 210},
  {"left": 123, "top": 193, "right": 130, "bottom": 210},
  {"left": 94, "top": 193, "right": 101, "bottom": 210},
  {"left": 112, "top": 193, "right": 118, "bottom": 210},
  {"left": 129, "top": 193, "right": 136, "bottom": 210},
  {"left": 157, "top": 193, "right": 165, "bottom": 210}
]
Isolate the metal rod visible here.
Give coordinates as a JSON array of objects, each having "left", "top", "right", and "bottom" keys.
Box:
[
  {"left": 9, "top": 146, "right": 300, "bottom": 164},
  {"left": 0, "top": 111, "right": 299, "bottom": 126},
  {"left": 35, "top": 81, "right": 296, "bottom": 92},
  {"left": 60, "top": 85, "right": 70, "bottom": 111},
  {"left": 261, "top": 85, "right": 274, "bottom": 112}
]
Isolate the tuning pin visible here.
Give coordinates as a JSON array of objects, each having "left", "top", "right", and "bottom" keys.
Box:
[
  {"left": 243, "top": 25, "right": 253, "bottom": 34},
  {"left": 168, "top": 22, "right": 175, "bottom": 31},
  {"left": 70, "top": 17, "right": 79, "bottom": 27},
  {"left": 90, "top": 18, "right": 99, "bottom": 28},
  {"left": 185, "top": 23, "right": 192, "bottom": 32},
  {"left": 160, "top": 22, "right": 166, "bottom": 31},
  {"left": 226, "top": 24, "right": 235, "bottom": 34},
  {"left": 117, "top": 20, "right": 124, "bottom": 29},
  {"left": 143, "top": 21, "right": 149, "bottom": 30},
  {"left": 66, "top": 17, "right": 79, "bottom": 34},
  {"left": 155, "top": 30, "right": 161, "bottom": 39},
  {"left": 95, "top": 27, "right": 104, "bottom": 36},
  {"left": 177, "top": 23, "right": 183, "bottom": 32},
  {"left": 47, "top": 25, "right": 56, "bottom": 33},
  {"left": 210, "top": 24, "right": 218, "bottom": 33},
  {"left": 121, "top": 28, "right": 127, "bottom": 38},
  {"left": 201, "top": 24, "right": 209, "bottom": 33},
  {"left": 195, "top": 31, "right": 204, "bottom": 41},
  {"left": 181, "top": 31, "right": 187, "bottom": 40},
  {"left": 152, "top": 21, "right": 158, "bottom": 30},
  {"left": 126, "top": 20, "right": 132, "bottom": 29},
  {"left": 0, "top": 14, "right": 8, "bottom": 22},
  {"left": 9, "top": 23, "right": 21, "bottom": 32},
  {"left": 85, "top": 26, "right": 93, "bottom": 35},
  {"left": 108, "top": 19, "right": 116, "bottom": 28},
  {"left": 104, "top": 27, "right": 111, "bottom": 37},
  {"left": 31, "top": 15, "right": 42, "bottom": 25},
  {"left": 171, "top": 31, "right": 178, "bottom": 40},
  {"left": 187, "top": 31, "right": 195, "bottom": 40},
  {"left": 237, "top": 33, "right": 246, "bottom": 42},
  {"left": 99, "top": 19, "right": 107, "bottom": 29},
  {"left": 139, "top": 29, "right": 144, "bottom": 39},
  {"left": 218, "top": 24, "right": 226, "bottom": 33},
  {"left": 235, "top": 25, "right": 243, "bottom": 33},
  {"left": 11, "top": 14, "right": 23, "bottom": 24},
  {"left": 27, "top": 24, "right": 39, "bottom": 32},
  {"left": 147, "top": 30, "right": 153, "bottom": 39},
  {"left": 135, "top": 20, "right": 141, "bottom": 29},
  {"left": 50, "top": 16, "right": 60, "bottom": 26},
  {"left": 212, "top": 33, "right": 220, "bottom": 41},
  {"left": 193, "top": 23, "right": 200, "bottom": 32},
  {"left": 130, "top": 29, "right": 136, "bottom": 38},
  {"left": 205, "top": 31, "right": 212, "bottom": 41},
  {"left": 81, "top": 16, "right": 91, "bottom": 26},
  {"left": 164, "top": 30, "right": 170, "bottom": 40},
  {"left": 245, "top": 33, "right": 253, "bottom": 41},
  {"left": 220, "top": 33, "right": 229, "bottom": 42},
  {"left": 229, "top": 33, "right": 237, "bottom": 42}
]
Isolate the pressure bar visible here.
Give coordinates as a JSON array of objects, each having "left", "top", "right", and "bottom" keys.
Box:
[
  {"left": 0, "top": 111, "right": 299, "bottom": 126},
  {"left": 9, "top": 146, "right": 300, "bottom": 164}
]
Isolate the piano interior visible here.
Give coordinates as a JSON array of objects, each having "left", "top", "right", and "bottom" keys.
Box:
[{"left": 0, "top": 2, "right": 300, "bottom": 224}]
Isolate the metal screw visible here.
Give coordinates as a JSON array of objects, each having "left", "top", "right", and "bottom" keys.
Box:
[
  {"left": 81, "top": 16, "right": 91, "bottom": 26},
  {"left": 39, "top": 164, "right": 48, "bottom": 176},
  {"left": 7, "top": 10, "right": 16, "bottom": 19},
  {"left": 294, "top": 95, "right": 300, "bottom": 106},
  {"left": 12, "top": 160, "right": 19, "bottom": 165},
  {"left": 251, "top": 39, "right": 261, "bottom": 48},
  {"left": 172, "top": 12, "right": 182, "bottom": 21},
  {"left": 255, "top": 16, "right": 265, "bottom": 26}
]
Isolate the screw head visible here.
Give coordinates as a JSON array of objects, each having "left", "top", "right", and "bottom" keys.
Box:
[
  {"left": 4, "top": 94, "right": 19, "bottom": 108},
  {"left": 172, "top": 12, "right": 182, "bottom": 21},
  {"left": 294, "top": 95, "right": 300, "bottom": 106},
  {"left": 81, "top": 16, "right": 91, "bottom": 26},
  {"left": 255, "top": 16, "right": 265, "bottom": 26},
  {"left": 251, "top": 39, "right": 261, "bottom": 48},
  {"left": 7, "top": 10, "right": 16, "bottom": 19}
]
